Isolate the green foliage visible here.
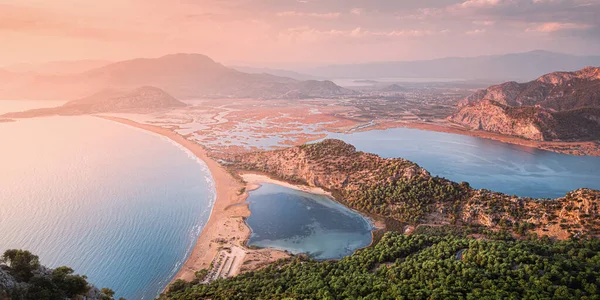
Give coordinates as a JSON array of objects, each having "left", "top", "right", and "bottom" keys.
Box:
[
  {"left": 51, "top": 266, "right": 89, "bottom": 298},
  {"left": 162, "top": 232, "right": 600, "bottom": 300},
  {"left": 345, "top": 176, "right": 467, "bottom": 224},
  {"left": 195, "top": 269, "right": 209, "bottom": 281},
  {"left": 2, "top": 249, "right": 40, "bottom": 282},
  {"left": 2, "top": 249, "right": 119, "bottom": 300}
]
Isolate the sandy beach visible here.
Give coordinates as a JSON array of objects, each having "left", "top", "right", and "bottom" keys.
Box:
[
  {"left": 241, "top": 173, "right": 332, "bottom": 196},
  {"left": 98, "top": 116, "right": 290, "bottom": 288}
]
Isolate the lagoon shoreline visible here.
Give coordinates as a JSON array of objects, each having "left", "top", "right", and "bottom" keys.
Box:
[
  {"left": 98, "top": 116, "right": 296, "bottom": 293},
  {"left": 367, "top": 121, "right": 600, "bottom": 156}
]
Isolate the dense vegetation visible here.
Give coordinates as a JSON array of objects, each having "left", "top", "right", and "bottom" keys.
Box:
[
  {"left": 162, "top": 229, "right": 600, "bottom": 299},
  {"left": 0, "top": 249, "right": 120, "bottom": 300},
  {"left": 230, "top": 139, "right": 600, "bottom": 238}
]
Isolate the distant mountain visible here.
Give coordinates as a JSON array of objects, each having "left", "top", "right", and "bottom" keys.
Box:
[
  {"left": 0, "top": 54, "right": 352, "bottom": 100},
  {"left": 2, "top": 86, "right": 186, "bottom": 118},
  {"left": 64, "top": 86, "right": 186, "bottom": 112},
  {"left": 449, "top": 67, "right": 600, "bottom": 141},
  {"left": 306, "top": 50, "right": 600, "bottom": 81},
  {"left": 3, "top": 59, "right": 112, "bottom": 75},
  {"left": 230, "top": 66, "right": 318, "bottom": 81},
  {"left": 380, "top": 84, "right": 406, "bottom": 92}
]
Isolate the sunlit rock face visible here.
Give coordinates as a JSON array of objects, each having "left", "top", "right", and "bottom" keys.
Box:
[{"left": 451, "top": 67, "right": 600, "bottom": 141}]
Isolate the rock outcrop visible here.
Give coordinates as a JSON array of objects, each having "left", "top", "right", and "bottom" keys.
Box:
[{"left": 450, "top": 67, "right": 600, "bottom": 141}]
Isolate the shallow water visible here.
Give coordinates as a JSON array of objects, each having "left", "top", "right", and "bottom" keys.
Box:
[
  {"left": 329, "top": 127, "right": 600, "bottom": 198},
  {"left": 245, "top": 183, "right": 373, "bottom": 260},
  {"left": 0, "top": 116, "right": 215, "bottom": 299}
]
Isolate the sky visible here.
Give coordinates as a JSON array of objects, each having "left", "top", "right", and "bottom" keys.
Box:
[{"left": 1, "top": 0, "right": 599, "bottom": 67}]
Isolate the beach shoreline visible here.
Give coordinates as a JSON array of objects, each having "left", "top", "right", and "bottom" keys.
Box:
[
  {"left": 240, "top": 172, "right": 386, "bottom": 231},
  {"left": 98, "top": 116, "right": 251, "bottom": 281},
  {"left": 98, "top": 116, "right": 293, "bottom": 292},
  {"left": 241, "top": 173, "right": 332, "bottom": 196}
]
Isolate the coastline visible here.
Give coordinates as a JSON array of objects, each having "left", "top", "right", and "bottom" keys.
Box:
[
  {"left": 241, "top": 173, "right": 332, "bottom": 197},
  {"left": 368, "top": 120, "right": 600, "bottom": 156},
  {"left": 240, "top": 172, "right": 386, "bottom": 231},
  {"left": 98, "top": 116, "right": 292, "bottom": 292},
  {"left": 97, "top": 116, "right": 252, "bottom": 281}
]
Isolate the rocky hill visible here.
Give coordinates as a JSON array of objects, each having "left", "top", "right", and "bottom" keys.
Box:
[
  {"left": 450, "top": 67, "right": 600, "bottom": 141},
  {"left": 0, "top": 53, "right": 354, "bottom": 100},
  {"left": 2, "top": 86, "right": 186, "bottom": 118},
  {"left": 1, "top": 249, "right": 117, "bottom": 300},
  {"left": 63, "top": 86, "right": 186, "bottom": 112},
  {"left": 227, "top": 139, "right": 600, "bottom": 240}
]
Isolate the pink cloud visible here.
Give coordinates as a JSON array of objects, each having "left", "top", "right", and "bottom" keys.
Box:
[
  {"left": 276, "top": 11, "right": 341, "bottom": 18},
  {"left": 526, "top": 22, "right": 591, "bottom": 32},
  {"left": 466, "top": 29, "right": 487, "bottom": 35}
]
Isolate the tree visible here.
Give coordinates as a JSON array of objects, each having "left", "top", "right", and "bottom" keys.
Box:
[
  {"left": 2, "top": 249, "right": 40, "bottom": 282},
  {"left": 52, "top": 266, "right": 90, "bottom": 298}
]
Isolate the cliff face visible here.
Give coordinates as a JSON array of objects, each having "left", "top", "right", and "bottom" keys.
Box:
[
  {"left": 229, "top": 139, "right": 600, "bottom": 239},
  {"left": 451, "top": 67, "right": 600, "bottom": 141},
  {"left": 451, "top": 100, "right": 548, "bottom": 140}
]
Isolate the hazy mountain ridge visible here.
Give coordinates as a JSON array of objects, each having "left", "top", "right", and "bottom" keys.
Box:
[
  {"left": 230, "top": 66, "right": 318, "bottom": 81},
  {"left": 2, "top": 86, "right": 186, "bottom": 118},
  {"left": 306, "top": 51, "right": 600, "bottom": 81},
  {"left": 450, "top": 67, "right": 600, "bottom": 141},
  {"left": 0, "top": 53, "right": 352, "bottom": 100}
]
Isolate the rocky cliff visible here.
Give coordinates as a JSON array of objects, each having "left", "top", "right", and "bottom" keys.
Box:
[
  {"left": 227, "top": 139, "right": 600, "bottom": 239},
  {"left": 450, "top": 67, "right": 600, "bottom": 141}
]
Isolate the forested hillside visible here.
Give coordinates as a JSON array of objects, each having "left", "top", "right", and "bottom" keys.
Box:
[{"left": 162, "top": 229, "right": 600, "bottom": 299}]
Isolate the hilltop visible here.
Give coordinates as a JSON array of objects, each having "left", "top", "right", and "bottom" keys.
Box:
[
  {"left": 226, "top": 139, "right": 600, "bottom": 240},
  {"left": 3, "top": 86, "right": 186, "bottom": 118},
  {"left": 450, "top": 67, "right": 600, "bottom": 141}
]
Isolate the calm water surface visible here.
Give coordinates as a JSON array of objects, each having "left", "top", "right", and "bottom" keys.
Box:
[
  {"left": 329, "top": 127, "right": 600, "bottom": 198},
  {"left": 246, "top": 183, "right": 373, "bottom": 260},
  {"left": 0, "top": 116, "right": 215, "bottom": 299}
]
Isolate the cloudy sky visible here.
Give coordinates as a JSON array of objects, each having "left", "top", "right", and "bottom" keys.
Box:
[{"left": 1, "top": 0, "right": 599, "bottom": 67}]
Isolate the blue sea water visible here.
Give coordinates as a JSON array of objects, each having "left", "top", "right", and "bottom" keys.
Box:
[
  {"left": 329, "top": 127, "right": 600, "bottom": 199},
  {"left": 245, "top": 183, "right": 373, "bottom": 260},
  {"left": 0, "top": 116, "right": 215, "bottom": 299},
  {"left": 2, "top": 102, "right": 600, "bottom": 299}
]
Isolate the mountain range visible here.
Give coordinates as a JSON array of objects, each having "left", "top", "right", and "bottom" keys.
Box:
[
  {"left": 229, "top": 66, "right": 318, "bottom": 81},
  {"left": 450, "top": 66, "right": 600, "bottom": 141},
  {"left": 304, "top": 50, "right": 600, "bottom": 81},
  {"left": 0, "top": 54, "right": 352, "bottom": 100}
]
